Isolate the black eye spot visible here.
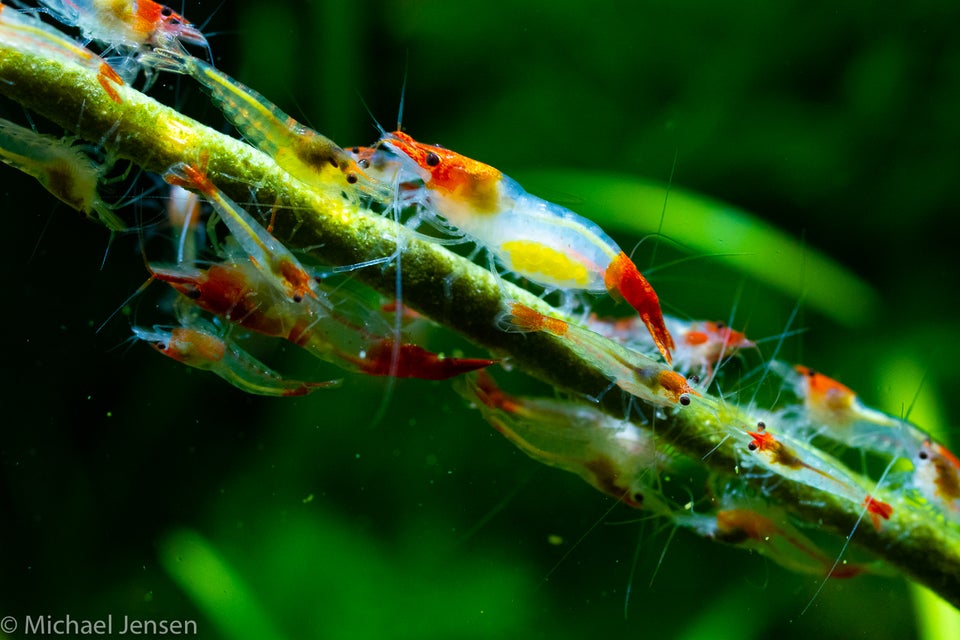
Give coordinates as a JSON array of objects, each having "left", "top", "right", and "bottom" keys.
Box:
[
  {"left": 689, "top": 375, "right": 700, "bottom": 384},
  {"left": 293, "top": 294, "right": 303, "bottom": 303},
  {"left": 748, "top": 442, "right": 758, "bottom": 451},
  {"left": 161, "top": 6, "right": 173, "bottom": 16},
  {"left": 346, "top": 173, "right": 358, "bottom": 184},
  {"left": 358, "top": 159, "right": 370, "bottom": 169},
  {"left": 633, "top": 493, "right": 644, "bottom": 506},
  {"left": 716, "top": 322, "right": 726, "bottom": 329},
  {"left": 351, "top": 147, "right": 359, "bottom": 154},
  {"left": 679, "top": 395, "right": 690, "bottom": 406},
  {"left": 919, "top": 451, "right": 929, "bottom": 460},
  {"left": 807, "top": 369, "right": 817, "bottom": 377},
  {"left": 425, "top": 152, "right": 440, "bottom": 167},
  {"left": 157, "top": 342, "right": 167, "bottom": 350},
  {"left": 756, "top": 421, "right": 766, "bottom": 430}
]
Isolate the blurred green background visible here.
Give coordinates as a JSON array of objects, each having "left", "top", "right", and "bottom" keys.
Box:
[{"left": 2, "top": 0, "right": 959, "bottom": 638}]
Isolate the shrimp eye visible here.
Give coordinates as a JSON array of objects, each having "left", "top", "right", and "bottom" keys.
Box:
[
  {"left": 919, "top": 450, "right": 929, "bottom": 460},
  {"left": 748, "top": 442, "right": 758, "bottom": 451},
  {"left": 156, "top": 342, "right": 167, "bottom": 350},
  {"left": 756, "top": 421, "right": 766, "bottom": 430},
  {"left": 716, "top": 322, "right": 726, "bottom": 329},
  {"left": 689, "top": 375, "right": 700, "bottom": 384},
  {"left": 293, "top": 294, "right": 303, "bottom": 303},
  {"left": 679, "top": 395, "right": 690, "bottom": 406},
  {"left": 346, "top": 173, "right": 358, "bottom": 184},
  {"left": 358, "top": 159, "right": 370, "bottom": 169},
  {"left": 425, "top": 152, "right": 440, "bottom": 167},
  {"left": 161, "top": 6, "right": 173, "bottom": 16}
]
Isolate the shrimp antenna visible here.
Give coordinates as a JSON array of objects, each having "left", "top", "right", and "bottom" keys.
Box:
[
  {"left": 355, "top": 91, "right": 388, "bottom": 139},
  {"left": 396, "top": 50, "right": 409, "bottom": 131},
  {"left": 647, "top": 147, "right": 679, "bottom": 269}
]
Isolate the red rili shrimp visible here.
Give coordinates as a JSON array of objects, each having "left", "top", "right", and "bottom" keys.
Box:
[
  {"left": 142, "top": 47, "right": 382, "bottom": 202},
  {"left": 746, "top": 422, "right": 893, "bottom": 529},
  {"left": 164, "top": 159, "right": 320, "bottom": 304},
  {"left": 910, "top": 439, "right": 960, "bottom": 517},
  {"left": 132, "top": 323, "right": 340, "bottom": 397},
  {"left": 504, "top": 302, "right": 697, "bottom": 406},
  {"left": 35, "top": 0, "right": 207, "bottom": 50},
  {"left": 0, "top": 4, "right": 124, "bottom": 102},
  {"left": 455, "top": 371, "right": 673, "bottom": 511},
  {"left": 773, "top": 362, "right": 915, "bottom": 455},
  {"left": 382, "top": 130, "right": 675, "bottom": 363}
]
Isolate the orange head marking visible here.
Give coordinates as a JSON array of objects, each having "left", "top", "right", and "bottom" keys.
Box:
[
  {"left": 747, "top": 422, "right": 776, "bottom": 452},
  {"left": 137, "top": 1, "right": 207, "bottom": 46},
  {"left": 387, "top": 131, "right": 502, "bottom": 211},
  {"left": 657, "top": 371, "right": 699, "bottom": 405},
  {"left": 794, "top": 365, "right": 856, "bottom": 411}
]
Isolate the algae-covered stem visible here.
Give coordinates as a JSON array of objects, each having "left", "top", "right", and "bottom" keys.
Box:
[{"left": 2, "top": 43, "right": 958, "bottom": 608}]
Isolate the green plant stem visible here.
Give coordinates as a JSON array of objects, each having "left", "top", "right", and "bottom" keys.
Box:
[{"left": 2, "top": 43, "right": 959, "bottom": 609}]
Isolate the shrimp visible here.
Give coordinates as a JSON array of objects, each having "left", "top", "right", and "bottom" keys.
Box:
[
  {"left": 0, "top": 117, "right": 125, "bottom": 230},
  {"left": 142, "top": 47, "right": 383, "bottom": 202},
  {"left": 455, "top": 371, "right": 673, "bottom": 510},
  {"left": 503, "top": 302, "right": 696, "bottom": 407},
  {"left": 745, "top": 422, "right": 893, "bottom": 529},
  {"left": 164, "top": 159, "right": 320, "bottom": 304},
  {"left": 381, "top": 130, "right": 675, "bottom": 363},
  {"left": 150, "top": 243, "right": 494, "bottom": 381},
  {"left": 33, "top": 0, "right": 207, "bottom": 50},
  {"left": 589, "top": 314, "right": 754, "bottom": 379},
  {"left": 909, "top": 438, "right": 960, "bottom": 518},
  {"left": 132, "top": 323, "right": 341, "bottom": 397},
  {"left": 773, "top": 362, "right": 915, "bottom": 455},
  {"left": 675, "top": 501, "right": 873, "bottom": 578},
  {"left": 0, "top": 3, "right": 125, "bottom": 102}
]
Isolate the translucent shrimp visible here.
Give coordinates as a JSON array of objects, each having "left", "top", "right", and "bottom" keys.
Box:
[
  {"left": 0, "top": 117, "right": 125, "bottom": 230},
  {"left": 32, "top": 0, "right": 207, "bottom": 50},
  {"left": 503, "top": 302, "right": 696, "bottom": 407},
  {"left": 744, "top": 422, "right": 893, "bottom": 529},
  {"left": 772, "top": 362, "right": 915, "bottom": 454},
  {"left": 381, "top": 131, "right": 675, "bottom": 363},
  {"left": 455, "top": 371, "right": 673, "bottom": 510},
  {"left": 673, "top": 500, "right": 873, "bottom": 578},
  {"left": 589, "top": 314, "right": 755, "bottom": 380},
  {"left": 132, "top": 323, "right": 341, "bottom": 397},
  {"left": 143, "top": 47, "right": 383, "bottom": 202},
  {"left": 0, "top": 3, "right": 125, "bottom": 102},
  {"left": 908, "top": 438, "right": 960, "bottom": 519},
  {"left": 164, "top": 159, "right": 321, "bottom": 304}
]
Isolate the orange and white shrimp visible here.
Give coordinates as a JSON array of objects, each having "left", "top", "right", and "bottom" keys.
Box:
[
  {"left": 381, "top": 131, "right": 675, "bottom": 363},
  {"left": 590, "top": 314, "right": 754, "bottom": 380},
  {"left": 0, "top": 116, "right": 125, "bottom": 230},
  {"left": 132, "top": 322, "right": 340, "bottom": 397},
  {"left": 503, "top": 302, "right": 696, "bottom": 407},
  {"left": 772, "top": 362, "right": 915, "bottom": 454},
  {"left": 455, "top": 371, "right": 673, "bottom": 510},
  {"left": 907, "top": 438, "right": 960, "bottom": 519},
  {"left": 33, "top": 0, "right": 207, "bottom": 50},
  {"left": 0, "top": 3, "right": 125, "bottom": 102},
  {"left": 143, "top": 47, "right": 383, "bottom": 202}
]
